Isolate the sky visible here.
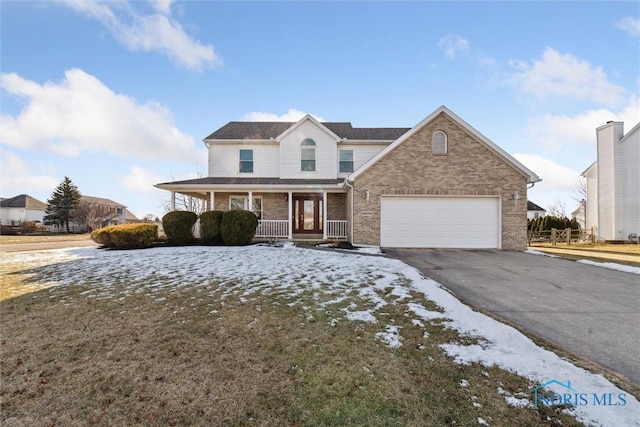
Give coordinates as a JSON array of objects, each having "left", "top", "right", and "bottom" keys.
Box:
[{"left": 1, "top": 0, "right": 639, "bottom": 220}]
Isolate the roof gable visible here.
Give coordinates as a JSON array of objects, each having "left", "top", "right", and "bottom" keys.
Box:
[
  {"left": 348, "top": 105, "right": 541, "bottom": 184},
  {"left": 0, "top": 194, "right": 47, "bottom": 210},
  {"left": 276, "top": 114, "right": 342, "bottom": 142},
  {"left": 527, "top": 200, "right": 546, "bottom": 211}
]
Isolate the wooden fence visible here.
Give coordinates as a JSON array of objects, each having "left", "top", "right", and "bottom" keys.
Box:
[{"left": 528, "top": 227, "right": 595, "bottom": 246}]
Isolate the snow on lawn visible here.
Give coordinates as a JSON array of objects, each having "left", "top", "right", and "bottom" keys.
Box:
[
  {"left": 578, "top": 259, "right": 640, "bottom": 275},
  {"left": 2, "top": 244, "right": 639, "bottom": 426}
]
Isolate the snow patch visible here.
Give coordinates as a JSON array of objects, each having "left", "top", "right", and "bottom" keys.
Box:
[{"left": 578, "top": 259, "right": 640, "bottom": 275}]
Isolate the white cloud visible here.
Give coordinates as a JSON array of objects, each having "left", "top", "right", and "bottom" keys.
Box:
[
  {"left": 242, "top": 109, "right": 325, "bottom": 122},
  {"left": 514, "top": 153, "right": 581, "bottom": 192},
  {"left": 61, "top": 0, "right": 219, "bottom": 71},
  {"left": 0, "top": 68, "right": 201, "bottom": 162},
  {"left": 0, "top": 149, "right": 59, "bottom": 194},
  {"left": 513, "top": 153, "right": 583, "bottom": 212},
  {"left": 438, "top": 34, "right": 470, "bottom": 59},
  {"left": 509, "top": 48, "right": 627, "bottom": 107},
  {"left": 615, "top": 16, "right": 640, "bottom": 37},
  {"left": 525, "top": 96, "right": 640, "bottom": 150},
  {"left": 121, "top": 166, "right": 165, "bottom": 193}
]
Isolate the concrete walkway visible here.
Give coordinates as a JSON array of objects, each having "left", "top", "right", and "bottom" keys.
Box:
[{"left": 386, "top": 248, "right": 640, "bottom": 385}]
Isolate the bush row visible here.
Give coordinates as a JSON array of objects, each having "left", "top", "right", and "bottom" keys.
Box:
[
  {"left": 91, "top": 223, "right": 158, "bottom": 249},
  {"left": 162, "top": 210, "right": 257, "bottom": 246},
  {"left": 90, "top": 209, "right": 258, "bottom": 249}
]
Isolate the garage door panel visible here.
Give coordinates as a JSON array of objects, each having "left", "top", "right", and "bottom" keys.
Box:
[{"left": 380, "top": 197, "right": 499, "bottom": 248}]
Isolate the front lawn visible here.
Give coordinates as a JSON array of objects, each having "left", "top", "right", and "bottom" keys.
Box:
[{"left": 1, "top": 245, "right": 637, "bottom": 426}]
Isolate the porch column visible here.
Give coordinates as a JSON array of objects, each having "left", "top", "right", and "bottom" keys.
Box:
[
  {"left": 322, "top": 191, "right": 327, "bottom": 240},
  {"left": 248, "top": 191, "right": 253, "bottom": 212},
  {"left": 171, "top": 191, "right": 176, "bottom": 211},
  {"left": 209, "top": 191, "right": 215, "bottom": 211},
  {"left": 288, "top": 191, "right": 293, "bottom": 239}
]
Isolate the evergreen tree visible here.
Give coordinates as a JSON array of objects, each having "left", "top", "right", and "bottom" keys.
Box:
[{"left": 44, "top": 177, "right": 82, "bottom": 233}]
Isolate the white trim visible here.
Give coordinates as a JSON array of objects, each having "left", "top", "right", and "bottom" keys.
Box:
[
  {"left": 348, "top": 105, "right": 540, "bottom": 184},
  {"left": 379, "top": 195, "right": 502, "bottom": 249},
  {"left": 322, "top": 191, "right": 327, "bottom": 240},
  {"left": 238, "top": 148, "right": 254, "bottom": 174},
  {"left": 287, "top": 191, "right": 293, "bottom": 239},
  {"left": 276, "top": 114, "right": 342, "bottom": 142}
]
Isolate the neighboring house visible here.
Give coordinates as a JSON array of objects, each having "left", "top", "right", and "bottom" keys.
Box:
[
  {"left": 125, "top": 209, "right": 140, "bottom": 223},
  {"left": 571, "top": 203, "right": 586, "bottom": 230},
  {"left": 527, "top": 201, "right": 547, "bottom": 220},
  {"left": 582, "top": 120, "right": 640, "bottom": 241},
  {"left": 156, "top": 106, "right": 540, "bottom": 249},
  {"left": 0, "top": 194, "right": 47, "bottom": 225},
  {"left": 48, "top": 195, "right": 129, "bottom": 232}
]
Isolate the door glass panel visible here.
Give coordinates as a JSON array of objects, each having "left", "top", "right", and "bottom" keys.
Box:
[
  {"left": 319, "top": 200, "right": 323, "bottom": 230},
  {"left": 304, "top": 200, "right": 314, "bottom": 230},
  {"left": 295, "top": 200, "right": 300, "bottom": 230}
]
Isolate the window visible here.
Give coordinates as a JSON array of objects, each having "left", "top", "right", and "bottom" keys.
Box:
[
  {"left": 229, "top": 196, "right": 262, "bottom": 219},
  {"left": 301, "top": 138, "right": 316, "bottom": 172},
  {"left": 239, "top": 149, "right": 254, "bottom": 173},
  {"left": 432, "top": 131, "right": 447, "bottom": 154},
  {"left": 339, "top": 150, "right": 354, "bottom": 173}
]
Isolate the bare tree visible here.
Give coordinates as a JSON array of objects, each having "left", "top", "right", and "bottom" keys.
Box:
[
  {"left": 162, "top": 194, "right": 207, "bottom": 215},
  {"left": 73, "top": 200, "right": 121, "bottom": 231},
  {"left": 547, "top": 199, "right": 568, "bottom": 218},
  {"left": 571, "top": 176, "right": 587, "bottom": 203}
]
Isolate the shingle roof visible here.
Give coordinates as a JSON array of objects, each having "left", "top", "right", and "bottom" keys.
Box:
[
  {"left": 82, "top": 195, "right": 126, "bottom": 208},
  {"left": 158, "top": 177, "right": 343, "bottom": 186},
  {"left": 0, "top": 194, "right": 47, "bottom": 210},
  {"left": 527, "top": 200, "right": 546, "bottom": 211},
  {"left": 205, "top": 121, "right": 410, "bottom": 141}
]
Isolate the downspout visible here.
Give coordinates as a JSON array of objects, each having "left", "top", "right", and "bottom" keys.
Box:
[{"left": 343, "top": 179, "right": 354, "bottom": 243}]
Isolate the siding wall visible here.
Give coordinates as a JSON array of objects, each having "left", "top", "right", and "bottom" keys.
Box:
[
  {"left": 596, "top": 122, "right": 624, "bottom": 240},
  {"left": 337, "top": 144, "right": 387, "bottom": 178},
  {"left": 280, "top": 121, "right": 338, "bottom": 179},
  {"left": 209, "top": 144, "right": 279, "bottom": 177},
  {"left": 584, "top": 165, "right": 598, "bottom": 234},
  {"left": 622, "top": 127, "right": 640, "bottom": 237}
]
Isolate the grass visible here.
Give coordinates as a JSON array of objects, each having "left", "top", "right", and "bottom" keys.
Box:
[
  {"left": 0, "top": 254, "right": 588, "bottom": 427},
  {"left": 530, "top": 242, "right": 640, "bottom": 255},
  {"left": 0, "top": 234, "right": 92, "bottom": 244}
]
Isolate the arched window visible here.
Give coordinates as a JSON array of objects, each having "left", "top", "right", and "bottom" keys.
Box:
[
  {"left": 301, "top": 138, "right": 316, "bottom": 171},
  {"left": 432, "top": 131, "right": 447, "bottom": 154}
]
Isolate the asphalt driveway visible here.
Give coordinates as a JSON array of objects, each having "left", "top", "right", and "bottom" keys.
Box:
[{"left": 385, "top": 249, "right": 640, "bottom": 385}]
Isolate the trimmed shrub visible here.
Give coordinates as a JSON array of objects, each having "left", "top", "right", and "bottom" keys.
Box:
[
  {"left": 200, "top": 210, "right": 224, "bottom": 244},
  {"left": 221, "top": 210, "right": 258, "bottom": 246},
  {"left": 91, "top": 223, "right": 158, "bottom": 249},
  {"left": 91, "top": 225, "right": 115, "bottom": 246},
  {"left": 162, "top": 211, "right": 197, "bottom": 245},
  {"left": 110, "top": 224, "right": 158, "bottom": 249}
]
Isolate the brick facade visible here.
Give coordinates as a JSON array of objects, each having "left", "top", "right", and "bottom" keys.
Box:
[
  {"left": 351, "top": 112, "right": 528, "bottom": 250},
  {"left": 210, "top": 192, "right": 347, "bottom": 222}
]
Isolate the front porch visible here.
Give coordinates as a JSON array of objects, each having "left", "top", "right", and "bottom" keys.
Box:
[{"left": 178, "top": 190, "right": 348, "bottom": 241}]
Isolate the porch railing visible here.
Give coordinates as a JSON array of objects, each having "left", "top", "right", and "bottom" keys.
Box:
[
  {"left": 256, "top": 220, "right": 289, "bottom": 239},
  {"left": 326, "top": 220, "right": 348, "bottom": 240}
]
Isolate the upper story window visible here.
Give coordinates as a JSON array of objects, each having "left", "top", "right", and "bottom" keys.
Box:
[
  {"left": 339, "top": 150, "right": 354, "bottom": 173},
  {"left": 239, "top": 149, "right": 254, "bottom": 173},
  {"left": 301, "top": 138, "right": 316, "bottom": 172},
  {"left": 432, "top": 131, "right": 448, "bottom": 154}
]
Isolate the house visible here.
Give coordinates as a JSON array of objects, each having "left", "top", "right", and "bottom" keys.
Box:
[
  {"left": 571, "top": 203, "right": 586, "bottom": 230},
  {"left": 48, "top": 195, "right": 129, "bottom": 232},
  {"left": 156, "top": 106, "right": 540, "bottom": 249},
  {"left": 582, "top": 120, "right": 639, "bottom": 241},
  {"left": 527, "top": 200, "right": 547, "bottom": 220},
  {"left": 0, "top": 194, "right": 47, "bottom": 225}
]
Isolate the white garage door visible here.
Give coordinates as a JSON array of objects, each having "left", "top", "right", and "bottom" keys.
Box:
[{"left": 380, "top": 196, "right": 500, "bottom": 248}]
